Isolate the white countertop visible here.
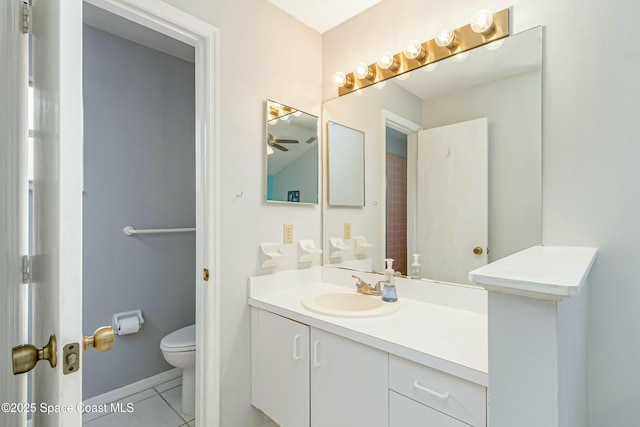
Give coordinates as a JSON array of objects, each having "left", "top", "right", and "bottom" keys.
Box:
[
  {"left": 468, "top": 245, "right": 598, "bottom": 300},
  {"left": 249, "top": 268, "right": 488, "bottom": 386}
]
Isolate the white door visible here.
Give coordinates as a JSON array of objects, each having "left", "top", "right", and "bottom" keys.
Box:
[
  {"left": 1, "top": 0, "right": 29, "bottom": 426},
  {"left": 416, "top": 118, "right": 488, "bottom": 285},
  {"left": 31, "top": 0, "right": 84, "bottom": 424},
  {"left": 1, "top": 0, "right": 84, "bottom": 425}
]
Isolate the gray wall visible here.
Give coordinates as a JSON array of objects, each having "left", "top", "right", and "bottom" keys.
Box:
[
  {"left": 82, "top": 25, "right": 195, "bottom": 399},
  {"left": 272, "top": 146, "right": 319, "bottom": 203}
]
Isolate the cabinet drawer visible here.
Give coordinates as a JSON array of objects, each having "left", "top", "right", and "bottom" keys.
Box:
[
  {"left": 389, "top": 355, "right": 486, "bottom": 426},
  {"left": 390, "top": 391, "right": 470, "bottom": 427}
]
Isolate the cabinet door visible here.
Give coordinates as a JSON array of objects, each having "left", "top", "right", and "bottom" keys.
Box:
[
  {"left": 252, "top": 308, "right": 310, "bottom": 427},
  {"left": 311, "top": 328, "right": 388, "bottom": 427}
]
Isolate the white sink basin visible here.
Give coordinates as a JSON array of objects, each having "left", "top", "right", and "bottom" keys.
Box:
[{"left": 301, "top": 292, "right": 400, "bottom": 318}]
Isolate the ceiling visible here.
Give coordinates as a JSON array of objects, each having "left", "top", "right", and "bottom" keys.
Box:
[
  {"left": 266, "top": 0, "right": 382, "bottom": 34},
  {"left": 83, "top": 3, "right": 195, "bottom": 63}
]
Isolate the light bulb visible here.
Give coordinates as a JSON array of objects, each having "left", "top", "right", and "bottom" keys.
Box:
[
  {"left": 397, "top": 72, "right": 411, "bottom": 81},
  {"left": 293, "top": 111, "right": 302, "bottom": 117},
  {"left": 267, "top": 145, "right": 274, "bottom": 155},
  {"left": 280, "top": 114, "right": 289, "bottom": 121},
  {"left": 422, "top": 63, "right": 438, "bottom": 73},
  {"left": 354, "top": 62, "right": 375, "bottom": 80},
  {"left": 403, "top": 40, "right": 426, "bottom": 61},
  {"left": 373, "top": 81, "right": 386, "bottom": 90},
  {"left": 435, "top": 29, "right": 456, "bottom": 48},
  {"left": 377, "top": 51, "right": 398, "bottom": 71},
  {"left": 451, "top": 51, "right": 469, "bottom": 62},
  {"left": 485, "top": 39, "right": 504, "bottom": 51},
  {"left": 471, "top": 10, "right": 494, "bottom": 34},
  {"left": 268, "top": 118, "right": 278, "bottom": 125},
  {"left": 333, "top": 71, "right": 353, "bottom": 88}
]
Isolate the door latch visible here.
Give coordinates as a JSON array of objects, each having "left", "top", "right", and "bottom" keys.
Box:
[{"left": 62, "top": 326, "right": 115, "bottom": 375}]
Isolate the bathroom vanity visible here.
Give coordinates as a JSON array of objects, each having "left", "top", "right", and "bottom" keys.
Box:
[{"left": 249, "top": 267, "right": 488, "bottom": 427}]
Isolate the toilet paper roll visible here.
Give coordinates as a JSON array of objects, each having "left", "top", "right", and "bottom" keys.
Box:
[{"left": 117, "top": 316, "right": 140, "bottom": 335}]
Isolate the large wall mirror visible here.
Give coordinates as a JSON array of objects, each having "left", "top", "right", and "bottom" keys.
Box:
[
  {"left": 322, "top": 27, "right": 542, "bottom": 285},
  {"left": 265, "top": 100, "right": 319, "bottom": 204}
]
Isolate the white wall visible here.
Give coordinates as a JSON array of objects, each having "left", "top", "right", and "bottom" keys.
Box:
[
  {"left": 161, "top": 0, "right": 322, "bottom": 425},
  {"left": 324, "top": 0, "right": 640, "bottom": 425}
]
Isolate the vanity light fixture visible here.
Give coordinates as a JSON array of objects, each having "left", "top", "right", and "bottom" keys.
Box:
[
  {"left": 269, "top": 104, "right": 298, "bottom": 121},
  {"left": 377, "top": 51, "right": 399, "bottom": 71},
  {"left": 354, "top": 62, "right": 376, "bottom": 81},
  {"left": 434, "top": 29, "right": 458, "bottom": 49},
  {"left": 471, "top": 9, "right": 495, "bottom": 35},
  {"left": 403, "top": 39, "right": 427, "bottom": 61},
  {"left": 332, "top": 8, "right": 509, "bottom": 96}
]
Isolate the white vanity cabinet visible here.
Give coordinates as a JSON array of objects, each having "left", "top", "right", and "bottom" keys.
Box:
[
  {"left": 389, "top": 355, "right": 486, "bottom": 427},
  {"left": 251, "top": 309, "right": 310, "bottom": 427},
  {"left": 310, "top": 328, "right": 388, "bottom": 427},
  {"left": 251, "top": 308, "right": 388, "bottom": 427}
]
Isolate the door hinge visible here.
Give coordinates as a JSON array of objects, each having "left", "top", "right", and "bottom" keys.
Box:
[
  {"left": 22, "top": 2, "right": 31, "bottom": 34},
  {"left": 22, "top": 255, "right": 32, "bottom": 284}
]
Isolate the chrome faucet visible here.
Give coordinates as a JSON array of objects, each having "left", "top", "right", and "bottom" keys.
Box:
[{"left": 352, "top": 275, "right": 383, "bottom": 296}]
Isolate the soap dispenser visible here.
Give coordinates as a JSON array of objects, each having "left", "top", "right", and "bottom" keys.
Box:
[
  {"left": 410, "top": 253, "right": 421, "bottom": 279},
  {"left": 382, "top": 258, "right": 398, "bottom": 302}
]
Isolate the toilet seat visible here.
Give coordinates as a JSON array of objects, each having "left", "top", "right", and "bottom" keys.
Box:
[{"left": 160, "top": 324, "right": 195, "bottom": 352}]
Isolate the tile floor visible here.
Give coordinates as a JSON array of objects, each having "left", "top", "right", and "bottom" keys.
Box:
[{"left": 82, "top": 377, "right": 194, "bottom": 427}]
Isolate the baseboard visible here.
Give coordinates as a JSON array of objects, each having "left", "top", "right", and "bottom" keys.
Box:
[{"left": 83, "top": 368, "right": 181, "bottom": 407}]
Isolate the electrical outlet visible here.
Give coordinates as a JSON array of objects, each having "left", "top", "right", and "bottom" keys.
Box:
[
  {"left": 344, "top": 222, "right": 352, "bottom": 240},
  {"left": 283, "top": 224, "right": 293, "bottom": 244}
]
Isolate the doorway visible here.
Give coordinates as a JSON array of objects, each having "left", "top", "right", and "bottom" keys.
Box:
[
  {"left": 81, "top": 4, "right": 196, "bottom": 425},
  {"left": 16, "top": 1, "right": 220, "bottom": 426},
  {"left": 385, "top": 126, "right": 408, "bottom": 276}
]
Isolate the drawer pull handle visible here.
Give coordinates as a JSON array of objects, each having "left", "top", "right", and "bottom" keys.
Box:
[
  {"left": 293, "top": 335, "right": 301, "bottom": 361},
  {"left": 413, "top": 380, "right": 451, "bottom": 400}
]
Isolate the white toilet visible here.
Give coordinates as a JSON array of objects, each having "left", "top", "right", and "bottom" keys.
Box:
[{"left": 160, "top": 324, "right": 196, "bottom": 417}]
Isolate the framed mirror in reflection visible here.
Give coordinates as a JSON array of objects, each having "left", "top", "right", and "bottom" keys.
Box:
[
  {"left": 327, "top": 121, "right": 365, "bottom": 207},
  {"left": 265, "top": 100, "right": 319, "bottom": 204},
  {"left": 322, "top": 27, "right": 543, "bottom": 285}
]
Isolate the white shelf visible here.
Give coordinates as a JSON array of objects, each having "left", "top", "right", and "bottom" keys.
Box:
[{"left": 468, "top": 245, "right": 598, "bottom": 300}]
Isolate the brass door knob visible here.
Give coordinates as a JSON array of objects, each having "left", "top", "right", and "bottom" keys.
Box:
[
  {"left": 83, "top": 326, "right": 115, "bottom": 352},
  {"left": 473, "top": 246, "right": 484, "bottom": 255},
  {"left": 12, "top": 335, "right": 57, "bottom": 375}
]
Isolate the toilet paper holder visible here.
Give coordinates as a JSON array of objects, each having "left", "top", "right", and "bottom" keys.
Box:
[{"left": 112, "top": 310, "right": 144, "bottom": 335}]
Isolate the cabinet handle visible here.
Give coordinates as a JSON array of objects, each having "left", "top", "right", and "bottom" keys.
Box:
[
  {"left": 293, "top": 335, "right": 301, "bottom": 361},
  {"left": 313, "top": 341, "right": 321, "bottom": 367},
  {"left": 413, "top": 380, "right": 451, "bottom": 400}
]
